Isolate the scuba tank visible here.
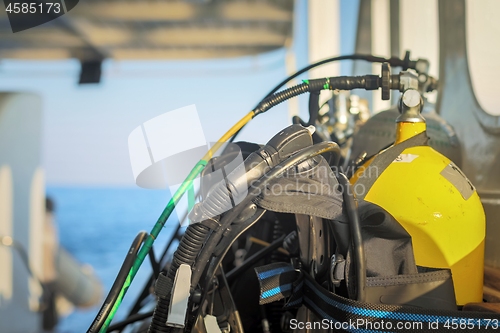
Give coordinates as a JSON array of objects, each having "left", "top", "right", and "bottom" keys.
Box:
[
  {"left": 349, "top": 103, "right": 462, "bottom": 167},
  {"left": 349, "top": 58, "right": 461, "bottom": 168},
  {"left": 351, "top": 87, "right": 485, "bottom": 306}
]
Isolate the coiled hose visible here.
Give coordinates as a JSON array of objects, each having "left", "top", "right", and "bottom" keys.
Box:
[
  {"left": 191, "top": 142, "right": 341, "bottom": 331},
  {"left": 191, "top": 179, "right": 234, "bottom": 222},
  {"left": 148, "top": 223, "right": 210, "bottom": 333},
  {"left": 168, "top": 223, "right": 211, "bottom": 283},
  {"left": 254, "top": 75, "right": 381, "bottom": 116},
  {"left": 148, "top": 174, "right": 240, "bottom": 333},
  {"left": 147, "top": 75, "right": 377, "bottom": 332},
  {"left": 254, "top": 83, "right": 311, "bottom": 115},
  {"left": 148, "top": 298, "right": 170, "bottom": 333}
]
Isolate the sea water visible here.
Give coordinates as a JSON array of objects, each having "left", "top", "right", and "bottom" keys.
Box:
[{"left": 47, "top": 187, "right": 178, "bottom": 333}]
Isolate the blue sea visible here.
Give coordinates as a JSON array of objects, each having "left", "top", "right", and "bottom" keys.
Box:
[{"left": 46, "top": 187, "right": 179, "bottom": 333}]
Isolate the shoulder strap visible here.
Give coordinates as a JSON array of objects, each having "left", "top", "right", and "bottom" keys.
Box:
[
  {"left": 299, "top": 272, "right": 500, "bottom": 332},
  {"left": 254, "top": 263, "right": 500, "bottom": 332},
  {"left": 355, "top": 132, "right": 429, "bottom": 200}
]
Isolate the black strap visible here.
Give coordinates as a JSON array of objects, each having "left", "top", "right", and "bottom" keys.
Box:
[
  {"left": 255, "top": 263, "right": 500, "bottom": 332},
  {"left": 254, "top": 262, "right": 298, "bottom": 305},
  {"left": 355, "top": 132, "right": 429, "bottom": 200},
  {"left": 298, "top": 273, "right": 500, "bottom": 332}
]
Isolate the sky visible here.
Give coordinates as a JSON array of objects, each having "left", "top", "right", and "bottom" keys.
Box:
[{"left": 0, "top": 0, "right": 359, "bottom": 187}]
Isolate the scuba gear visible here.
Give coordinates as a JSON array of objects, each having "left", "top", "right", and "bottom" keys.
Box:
[
  {"left": 89, "top": 59, "right": 496, "bottom": 333},
  {"left": 349, "top": 104, "right": 462, "bottom": 168},
  {"left": 351, "top": 86, "right": 485, "bottom": 305},
  {"left": 89, "top": 52, "right": 430, "bottom": 333},
  {"left": 349, "top": 62, "right": 461, "bottom": 167}
]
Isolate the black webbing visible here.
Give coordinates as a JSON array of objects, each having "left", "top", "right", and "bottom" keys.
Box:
[{"left": 355, "top": 132, "right": 429, "bottom": 200}]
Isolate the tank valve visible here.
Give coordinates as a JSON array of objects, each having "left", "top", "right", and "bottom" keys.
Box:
[{"left": 397, "top": 89, "right": 425, "bottom": 123}]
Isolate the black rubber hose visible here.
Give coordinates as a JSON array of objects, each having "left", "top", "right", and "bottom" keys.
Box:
[
  {"left": 336, "top": 173, "right": 366, "bottom": 302},
  {"left": 253, "top": 75, "right": 380, "bottom": 116},
  {"left": 148, "top": 296, "right": 170, "bottom": 333},
  {"left": 188, "top": 142, "right": 341, "bottom": 329},
  {"left": 87, "top": 231, "right": 148, "bottom": 333},
  {"left": 126, "top": 227, "right": 181, "bottom": 317},
  {"left": 254, "top": 83, "right": 311, "bottom": 115},
  {"left": 308, "top": 91, "right": 320, "bottom": 126},
  {"left": 263, "top": 54, "right": 408, "bottom": 100},
  {"left": 229, "top": 53, "right": 410, "bottom": 143},
  {"left": 148, "top": 223, "right": 211, "bottom": 333},
  {"left": 225, "top": 234, "right": 286, "bottom": 284},
  {"left": 167, "top": 223, "right": 211, "bottom": 282},
  {"left": 107, "top": 311, "right": 153, "bottom": 332},
  {"left": 151, "top": 143, "right": 340, "bottom": 332},
  {"left": 191, "top": 141, "right": 342, "bottom": 288},
  {"left": 192, "top": 141, "right": 341, "bottom": 292},
  {"left": 127, "top": 191, "right": 197, "bottom": 318},
  {"left": 144, "top": 146, "right": 258, "bottom": 332}
]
